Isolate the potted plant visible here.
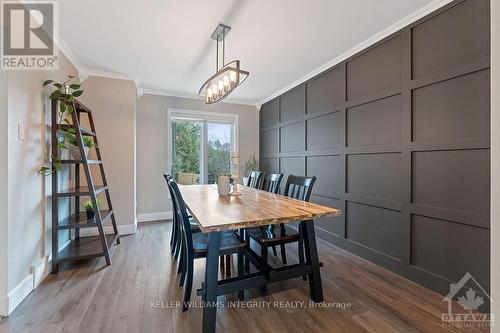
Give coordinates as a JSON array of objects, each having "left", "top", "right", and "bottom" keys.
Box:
[
  {"left": 84, "top": 198, "right": 103, "bottom": 219},
  {"left": 242, "top": 153, "right": 259, "bottom": 186},
  {"left": 64, "top": 133, "right": 97, "bottom": 160},
  {"left": 38, "top": 75, "right": 84, "bottom": 176}
]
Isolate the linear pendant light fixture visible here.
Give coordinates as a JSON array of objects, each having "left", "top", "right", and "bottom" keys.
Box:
[{"left": 199, "top": 24, "right": 249, "bottom": 104}]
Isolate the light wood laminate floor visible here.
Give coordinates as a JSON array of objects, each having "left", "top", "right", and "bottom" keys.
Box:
[{"left": 0, "top": 221, "right": 489, "bottom": 333}]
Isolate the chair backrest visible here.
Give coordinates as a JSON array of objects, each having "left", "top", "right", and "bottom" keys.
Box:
[
  {"left": 163, "top": 173, "right": 178, "bottom": 224},
  {"left": 283, "top": 174, "right": 317, "bottom": 201},
  {"left": 168, "top": 178, "right": 194, "bottom": 257},
  {"left": 261, "top": 173, "right": 284, "bottom": 194},
  {"left": 246, "top": 170, "right": 264, "bottom": 188}
]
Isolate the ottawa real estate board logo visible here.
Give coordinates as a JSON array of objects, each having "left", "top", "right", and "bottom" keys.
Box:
[
  {"left": 1, "top": 1, "right": 59, "bottom": 70},
  {"left": 442, "top": 272, "right": 493, "bottom": 328}
]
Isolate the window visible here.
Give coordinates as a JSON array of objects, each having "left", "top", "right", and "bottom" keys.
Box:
[{"left": 167, "top": 109, "right": 238, "bottom": 185}]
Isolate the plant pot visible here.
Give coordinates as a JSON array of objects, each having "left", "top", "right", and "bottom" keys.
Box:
[
  {"left": 86, "top": 209, "right": 95, "bottom": 219},
  {"left": 70, "top": 145, "right": 89, "bottom": 160}
]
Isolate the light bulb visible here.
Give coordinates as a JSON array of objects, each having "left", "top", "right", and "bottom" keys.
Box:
[
  {"left": 223, "top": 75, "right": 229, "bottom": 88},
  {"left": 207, "top": 87, "right": 212, "bottom": 97},
  {"left": 230, "top": 70, "right": 237, "bottom": 83},
  {"left": 212, "top": 84, "right": 218, "bottom": 97},
  {"left": 218, "top": 80, "right": 223, "bottom": 91}
]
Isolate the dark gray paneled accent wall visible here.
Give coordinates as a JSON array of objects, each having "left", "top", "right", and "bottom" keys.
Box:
[{"left": 259, "top": 0, "right": 491, "bottom": 300}]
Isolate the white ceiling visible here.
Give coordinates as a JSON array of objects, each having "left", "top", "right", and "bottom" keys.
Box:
[{"left": 59, "top": 0, "right": 440, "bottom": 104}]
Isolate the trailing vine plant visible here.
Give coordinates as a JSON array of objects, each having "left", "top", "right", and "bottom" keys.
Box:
[{"left": 38, "top": 75, "right": 84, "bottom": 176}]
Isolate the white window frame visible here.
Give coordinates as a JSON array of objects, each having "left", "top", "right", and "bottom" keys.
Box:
[{"left": 167, "top": 108, "right": 239, "bottom": 184}]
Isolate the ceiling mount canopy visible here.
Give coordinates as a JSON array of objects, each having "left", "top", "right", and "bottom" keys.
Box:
[{"left": 199, "top": 23, "right": 249, "bottom": 104}]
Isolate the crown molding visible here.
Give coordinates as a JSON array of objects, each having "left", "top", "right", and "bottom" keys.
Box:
[
  {"left": 259, "top": 0, "right": 454, "bottom": 105},
  {"left": 141, "top": 88, "right": 259, "bottom": 107},
  {"left": 78, "top": 69, "right": 133, "bottom": 82}
]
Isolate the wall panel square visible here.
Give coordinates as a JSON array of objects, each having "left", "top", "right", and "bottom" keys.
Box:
[
  {"left": 260, "top": 99, "right": 279, "bottom": 128},
  {"left": 347, "top": 153, "right": 401, "bottom": 201},
  {"left": 281, "top": 86, "right": 305, "bottom": 122},
  {"left": 306, "top": 111, "right": 342, "bottom": 150},
  {"left": 412, "top": 149, "right": 490, "bottom": 218},
  {"left": 260, "top": 129, "right": 279, "bottom": 155},
  {"left": 307, "top": 68, "right": 343, "bottom": 114},
  {"left": 346, "top": 202, "right": 401, "bottom": 259},
  {"left": 412, "top": 0, "right": 490, "bottom": 78},
  {"left": 412, "top": 70, "right": 490, "bottom": 142},
  {"left": 346, "top": 36, "right": 401, "bottom": 100},
  {"left": 411, "top": 215, "right": 490, "bottom": 291},
  {"left": 306, "top": 155, "right": 342, "bottom": 197},
  {"left": 280, "top": 157, "right": 304, "bottom": 181},
  {"left": 347, "top": 94, "right": 402, "bottom": 147},
  {"left": 312, "top": 195, "right": 343, "bottom": 236},
  {"left": 281, "top": 122, "right": 304, "bottom": 153},
  {"left": 260, "top": 157, "right": 279, "bottom": 174}
]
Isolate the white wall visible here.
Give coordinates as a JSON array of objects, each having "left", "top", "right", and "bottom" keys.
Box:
[
  {"left": 136, "top": 94, "right": 258, "bottom": 219},
  {"left": 79, "top": 77, "right": 137, "bottom": 234},
  {"left": 2, "top": 54, "right": 78, "bottom": 315},
  {"left": 491, "top": 0, "right": 499, "bottom": 330},
  {"left": 0, "top": 65, "right": 9, "bottom": 314}
]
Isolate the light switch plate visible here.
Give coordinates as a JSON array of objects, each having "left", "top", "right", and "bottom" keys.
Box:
[{"left": 17, "top": 123, "right": 25, "bottom": 141}]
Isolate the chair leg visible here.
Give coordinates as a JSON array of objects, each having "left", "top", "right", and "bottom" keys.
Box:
[
  {"left": 225, "top": 254, "right": 231, "bottom": 278},
  {"left": 178, "top": 240, "right": 187, "bottom": 287},
  {"left": 220, "top": 254, "right": 225, "bottom": 274},
  {"left": 272, "top": 246, "right": 278, "bottom": 256},
  {"left": 177, "top": 236, "right": 184, "bottom": 274},
  {"left": 182, "top": 256, "right": 194, "bottom": 312},
  {"left": 298, "top": 227, "right": 307, "bottom": 281},
  {"left": 174, "top": 228, "right": 181, "bottom": 259},
  {"left": 260, "top": 245, "right": 268, "bottom": 292},
  {"left": 170, "top": 219, "right": 176, "bottom": 255},
  {"left": 237, "top": 251, "right": 244, "bottom": 300},
  {"left": 244, "top": 231, "right": 250, "bottom": 273},
  {"left": 280, "top": 244, "right": 287, "bottom": 265}
]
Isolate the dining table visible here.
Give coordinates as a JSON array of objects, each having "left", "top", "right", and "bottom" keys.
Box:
[{"left": 178, "top": 184, "right": 342, "bottom": 333}]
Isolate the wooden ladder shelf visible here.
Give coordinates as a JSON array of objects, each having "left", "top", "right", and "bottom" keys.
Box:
[{"left": 51, "top": 99, "right": 120, "bottom": 273}]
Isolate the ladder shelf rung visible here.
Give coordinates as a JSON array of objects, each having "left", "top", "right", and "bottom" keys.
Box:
[
  {"left": 60, "top": 159, "right": 103, "bottom": 164},
  {"left": 58, "top": 210, "right": 113, "bottom": 230},
  {"left": 58, "top": 124, "right": 96, "bottom": 136},
  {"left": 57, "top": 233, "right": 118, "bottom": 263},
  {"left": 57, "top": 185, "right": 108, "bottom": 197}
]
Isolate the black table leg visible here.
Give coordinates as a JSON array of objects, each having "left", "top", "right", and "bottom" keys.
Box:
[
  {"left": 301, "top": 220, "right": 324, "bottom": 302},
  {"left": 202, "top": 231, "right": 221, "bottom": 333}
]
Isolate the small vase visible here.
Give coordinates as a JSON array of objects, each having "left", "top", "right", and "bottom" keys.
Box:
[
  {"left": 217, "top": 176, "right": 231, "bottom": 196},
  {"left": 86, "top": 209, "right": 95, "bottom": 219}
]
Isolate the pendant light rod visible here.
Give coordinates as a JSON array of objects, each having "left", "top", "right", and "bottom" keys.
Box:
[{"left": 212, "top": 24, "right": 230, "bottom": 71}]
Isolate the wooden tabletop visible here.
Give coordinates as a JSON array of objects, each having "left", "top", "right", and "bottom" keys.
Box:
[{"left": 178, "top": 184, "right": 342, "bottom": 233}]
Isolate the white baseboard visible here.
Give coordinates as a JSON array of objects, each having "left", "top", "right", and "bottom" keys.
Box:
[
  {"left": 32, "top": 255, "right": 51, "bottom": 289},
  {"left": 0, "top": 295, "right": 7, "bottom": 316},
  {"left": 0, "top": 238, "right": 74, "bottom": 317},
  {"left": 0, "top": 273, "right": 34, "bottom": 316},
  {"left": 79, "top": 223, "right": 137, "bottom": 237},
  {"left": 137, "top": 211, "right": 172, "bottom": 223}
]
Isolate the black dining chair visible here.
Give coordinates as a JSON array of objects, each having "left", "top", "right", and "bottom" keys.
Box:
[
  {"left": 258, "top": 173, "right": 284, "bottom": 257},
  {"left": 261, "top": 173, "right": 283, "bottom": 194},
  {"left": 169, "top": 178, "right": 247, "bottom": 311},
  {"left": 163, "top": 174, "right": 201, "bottom": 278},
  {"left": 246, "top": 170, "right": 264, "bottom": 188},
  {"left": 246, "top": 174, "right": 316, "bottom": 274}
]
